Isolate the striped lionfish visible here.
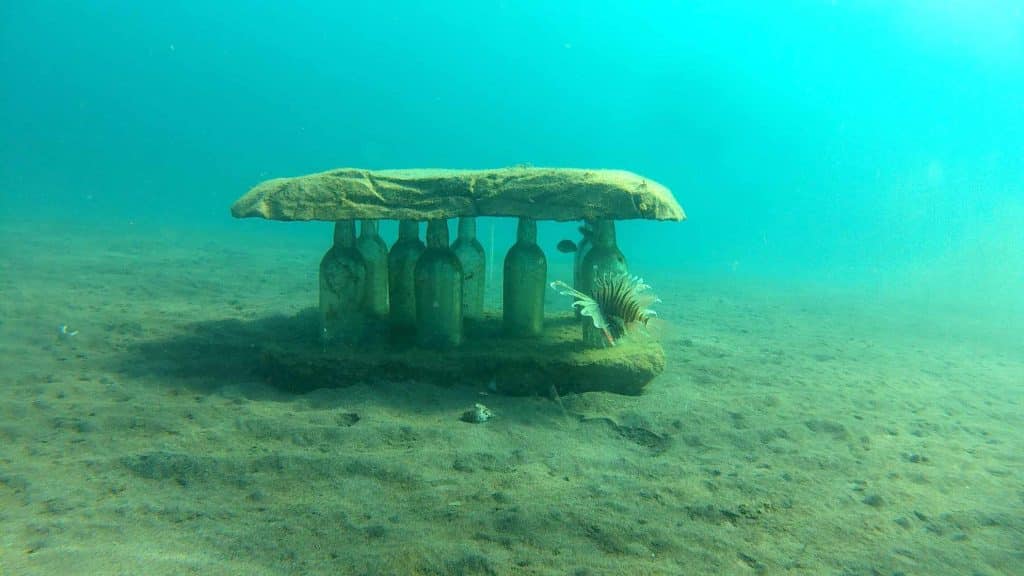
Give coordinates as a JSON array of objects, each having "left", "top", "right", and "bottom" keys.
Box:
[{"left": 551, "top": 273, "right": 659, "bottom": 346}]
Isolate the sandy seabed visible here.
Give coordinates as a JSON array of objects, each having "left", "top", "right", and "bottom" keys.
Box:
[{"left": 0, "top": 219, "right": 1021, "bottom": 575}]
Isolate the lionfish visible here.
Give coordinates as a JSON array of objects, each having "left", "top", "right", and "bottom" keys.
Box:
[{"left": 551, "top": 273, "right": 660, "bottom": 346}]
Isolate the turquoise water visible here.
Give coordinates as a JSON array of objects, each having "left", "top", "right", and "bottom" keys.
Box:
[
  {"left": 4, "top": 2, "right": 1021, "bottom": 289},
  {"left": 1, "top": 2, "right": 1021, "bottom": 574}
]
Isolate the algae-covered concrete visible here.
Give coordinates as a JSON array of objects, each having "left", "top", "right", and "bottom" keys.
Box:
[
  {"left": 262, "top": 313, "right": 665, "bottom": 396},
  {"left": 230, "top": 167, "right": 685, "bottom": 222}
]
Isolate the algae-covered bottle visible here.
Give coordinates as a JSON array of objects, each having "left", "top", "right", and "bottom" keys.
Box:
[
  {"left": 503, "top": 217, "right": 547, "bottom": 337},
  {"left": 415, "top": 219, "right": 464, "bottom": 348},
  {"left": 578, "top": 219, "right": 627, "bottom": 346},
  {"left": 387, "top": 220, "right": 425, "bottom": 340},
  {"left": 356, "top": 220, "right": 389, "bottom": 318},
  {"left": 572, "top": 220, "right": 594, "bottom": 318},
  {"left": 319, "top": 220, "right": 367, "bottom": 346},
  {"left": 451, "top": 217, "right": 486, "bottom": 321}
]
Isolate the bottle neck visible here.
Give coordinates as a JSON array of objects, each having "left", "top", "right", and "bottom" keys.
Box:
[
  {"left": 591, "top": 219, "right": 616, "bottom": 247},
  {"left": 426, "top": 219, "right": 450, "bottom": 248},
  {"left": 457, "top": 217, "right": 477, "bottom": 240},
  {"left": 360, "top": 220, "right": 379, "bottom": 237},
  {"left": 398, "top": 220, "right": 420, "bottom": 241},
  {"left": 334, "top": 220, "right": 357, "bottom": 248},
  {"left": 516, "top": 217, "right": 537, "bottom": 244}
]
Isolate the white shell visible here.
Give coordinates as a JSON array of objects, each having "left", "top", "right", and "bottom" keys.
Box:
[{"left": 461, "top": 403, "right": 493, "bottom": 423}]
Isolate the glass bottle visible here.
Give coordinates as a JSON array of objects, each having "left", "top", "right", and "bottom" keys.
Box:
[
  {"left": 451, "top": 217, "right": 486, "bottom": 321},
  {"left": 578, "top": 219, "right": 627, "bottom": 346},
  {"left": 414, "top": 219, "right": 464, "bottom": 348},
  {"left": 572, "top": 220, "right": 594, "bottom": 318},
  {"left": 356, "top": 220, "right": 389, "bottom": 318},
  {"left": 319, "top": 220, "right": 367, "bottom": 346},
  {"left": 387, "top": 220, "right": 425, "bottom": 341},
  {"left": 503, "top": 217, "right": 547, "bottom": 337}
]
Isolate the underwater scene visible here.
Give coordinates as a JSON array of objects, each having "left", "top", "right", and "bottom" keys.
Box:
[{"left": 1, "top": 2, "right": 1021, "bottom": 575}]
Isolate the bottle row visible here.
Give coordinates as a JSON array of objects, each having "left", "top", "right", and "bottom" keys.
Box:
[{"left": 319, "top": 217, "right": 626, "bottom": 349}]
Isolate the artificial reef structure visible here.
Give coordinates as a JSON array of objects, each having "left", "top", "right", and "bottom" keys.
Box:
[{"left": 231, "top": 166, "right": 685, "bottom": 395}]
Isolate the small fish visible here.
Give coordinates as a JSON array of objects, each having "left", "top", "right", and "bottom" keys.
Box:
[{"left": 556, "top": 239, "right": 578, "bottom": 253}]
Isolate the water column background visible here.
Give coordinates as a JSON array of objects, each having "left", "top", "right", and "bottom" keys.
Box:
[{"left": 1, "top": 1, "right": 1021, "bottom": 317}]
